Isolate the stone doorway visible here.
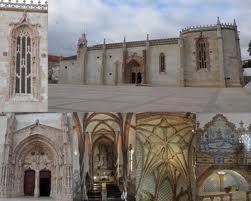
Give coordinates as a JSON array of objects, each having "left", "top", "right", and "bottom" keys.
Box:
[
  {"left": 39, "top": 170, "right": 51, "bottom": 197},
  {"left": 24, "top": 169, "right": 35, "bottom": 196},
  {"left": 125, "top": 57, "right": 144, "bottom": 84}
]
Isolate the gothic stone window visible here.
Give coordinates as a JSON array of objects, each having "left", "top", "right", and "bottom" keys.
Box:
[
  {"left": 9, "top": 13, "right": 40, "bottom": 99},
  {"left": 15, "top": 30, "right": 32, "bottom": 94},
  {"left": 196, "top": 37, "right": 209, "bottom": 70},
  {"left": 159, "top": 53, "right": 166, "bottom": 73}
]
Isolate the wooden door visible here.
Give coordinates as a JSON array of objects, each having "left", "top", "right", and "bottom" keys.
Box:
[{"left": 24, "top": 169, "right": 35, "bottom": 196}]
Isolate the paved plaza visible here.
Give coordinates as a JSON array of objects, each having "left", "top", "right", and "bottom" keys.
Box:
[
  {"left": 48, "top": 84, "right": 251, "bottom": 112},
  {"left": 0, "top": 197, "right": 53, "bottom": 201}
]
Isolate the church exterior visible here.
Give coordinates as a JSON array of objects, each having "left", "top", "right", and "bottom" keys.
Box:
[
  {"left": 0, "top": 1, "right": 48, "bottom": 112},
  {"left": 0, "top": 113, "right": 73, "bottom": 201},
  {"left": 59, "top": 18, "right": 244, "bottom": 88}
]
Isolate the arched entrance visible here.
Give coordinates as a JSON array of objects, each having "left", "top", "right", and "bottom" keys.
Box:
[
  {"left": 13, "top": 134, "right": 62, "bottom": 199},
  {"left": 198, "top": 169, "right": 250, "bottom": 201},
  {"left": 24, "top": 169, "right": 35, "bottom": 196},
  {"left": 200, "top": 170, "right": 249, "bottom": 193},
  {"left": 125, "top": 56, "right": 144, "bottom": 84},
  {"left": 39, "top": 170, "right": 51, "bottom": 197}
]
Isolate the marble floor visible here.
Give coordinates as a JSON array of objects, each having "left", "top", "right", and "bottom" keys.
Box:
[{"left": 48, "top": 84, "right": 251, "bottom": 112}]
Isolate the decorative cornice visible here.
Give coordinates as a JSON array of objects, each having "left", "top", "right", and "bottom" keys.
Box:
[
  {"left": 181, "top": 23, "right": 236, "bottom": 34},
  {"left": 13, "top": 123, "right": 63, "bottom": 134},
  {"left": 0, "top": 0, "right": 48, "bottom": 13},
  {"left": 88, "top": 38, "right": 179, "bottom": 50}
]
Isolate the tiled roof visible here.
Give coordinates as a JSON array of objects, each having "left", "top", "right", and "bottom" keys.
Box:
[
  {"left": 62, "top": 55, "right": 77, "bottom": 60},
  {"left": 48, "top": 55, "right": 63, "bottom": 62}
]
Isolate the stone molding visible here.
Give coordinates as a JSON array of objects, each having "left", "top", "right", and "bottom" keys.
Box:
[
  {"left": 181, "top": 23, "right": 237, "bottom": 34},
  {"left": 0, "top": 0, "right": 48, "bottom": 13},
  {"left": 88, "top": 38, "right": 179, "bottom": 50}
]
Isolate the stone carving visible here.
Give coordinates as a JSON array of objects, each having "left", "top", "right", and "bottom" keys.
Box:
[
  {"left": 0, "top": 114, "right": 73, "bottom": 201},
  {"left": 125, "top": 53, "right": 144, "bottom": 84},
  {"left": 0, "top": 0, "right": 48, "bottom": 11},
  {"left": 8, "top": 12, "right": 41, "bottom": 100}
]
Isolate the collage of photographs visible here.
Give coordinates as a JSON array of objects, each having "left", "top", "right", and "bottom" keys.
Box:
[{"left": 0, "top": 0, "right": 251, "bottom": 201}]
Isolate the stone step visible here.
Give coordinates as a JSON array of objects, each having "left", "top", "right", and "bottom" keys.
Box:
[{"left": 106, "top": 184, "right": 122, "bottom": 198}]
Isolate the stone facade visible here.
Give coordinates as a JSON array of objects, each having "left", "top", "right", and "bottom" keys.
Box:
[
  {"left": 0, "top": 113, "right": 73, "bottom": 201},
  {"left": 58, "top": 18, "right": 244, "bottom": 87},
  {"left": 0, "top": 1, "right": 48, "bottom": 112}
]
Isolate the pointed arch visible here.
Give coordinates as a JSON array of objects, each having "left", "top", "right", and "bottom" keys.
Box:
[
  {"left": 196, "top": 35, "right": 210, "bottom": 70},
  {"left": 8, "top": 12, "right": 40, "bottom": 99}
]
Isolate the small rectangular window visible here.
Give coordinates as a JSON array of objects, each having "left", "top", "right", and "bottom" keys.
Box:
[{"left": 159, "top": 53, "right": 166, "bottom": 73}]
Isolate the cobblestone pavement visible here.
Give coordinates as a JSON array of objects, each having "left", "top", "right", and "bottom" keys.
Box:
[{"left": 48, "top": 84, "right": 251, "bottom": 112}]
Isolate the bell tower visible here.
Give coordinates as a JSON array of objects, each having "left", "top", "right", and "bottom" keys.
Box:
[{"left": 77, "top": 33, "right": 88, "bottom": 84}]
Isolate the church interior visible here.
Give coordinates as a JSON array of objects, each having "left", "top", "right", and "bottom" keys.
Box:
[
  {"left": 0, "top": 112, "right": 250, "bottom": 201},
  {"left": 134, "top": 113, "right": 251, "bottom": 201},
  {"left": 72, "top": 112, "right": 136, "bottom": 201},
  {"left": 135, "top": 112, "right": 197, "bottom": 201},
  {"left": 196, "top": 113, "right": 251, "bottom": 201}
]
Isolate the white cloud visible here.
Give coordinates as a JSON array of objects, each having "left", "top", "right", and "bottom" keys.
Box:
[{"left": 48, "top": 0, "right": 251, "bottom": 59}]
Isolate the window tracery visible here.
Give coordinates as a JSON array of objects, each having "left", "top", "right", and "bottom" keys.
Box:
[
  {"left": 15, "top": 28, "right": 32, "bottom": 94},
  {"left": 9, "top": 12, "right": 40, "bottom": 99},
  {"left": 196, "top": 37, "right": 209, "bottom": 70}
]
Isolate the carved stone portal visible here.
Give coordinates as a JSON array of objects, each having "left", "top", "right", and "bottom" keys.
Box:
[
  {"left": 125, "top": 53, "right": 144, "bottom": 84},
  {"left": 0, "top": 115, "right": 73, "bottom": 201}
]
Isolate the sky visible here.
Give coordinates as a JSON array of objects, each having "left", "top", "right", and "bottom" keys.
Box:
[{"left": 48, "top": 0, "right": 251, "bottom": 59}]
